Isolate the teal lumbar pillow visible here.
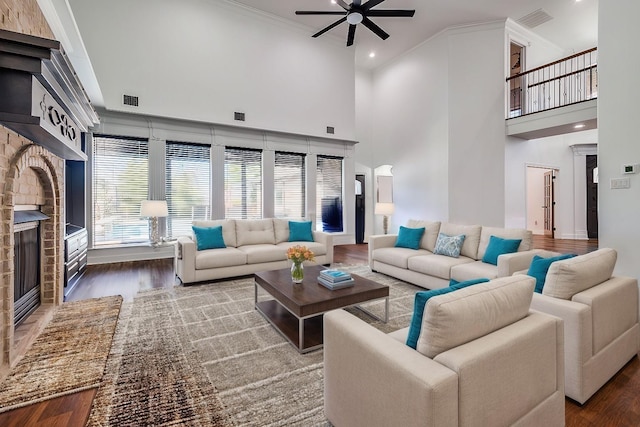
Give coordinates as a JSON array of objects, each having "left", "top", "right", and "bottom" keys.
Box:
[
  {"left": 192, "top": 225, "right": 226, "bottom": 251},
  {"left": 289, "top": 220, "right": 314, "bottom": 242},
  {"left": 433, "top": 233, "right": 466, "bottom": 258},
  {"left": 482, "top": 235, "right": 522, "bottom": 265},
  {"left": 528, "top": 253, "right": 577, "bottom": 293},
  {"left": 394, "top": 226, "right": 425, "bottom": 250},
  {"left": 406, "top": 277, "right": 489, "bottom": 349}
]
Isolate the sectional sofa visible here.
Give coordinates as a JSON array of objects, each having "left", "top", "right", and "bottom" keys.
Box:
[
  {"left": 175, "top": 218, "right": 333, "bottom": 284},
  {"left": 369, "top": 220, "right": 535, "bottom": 289}
]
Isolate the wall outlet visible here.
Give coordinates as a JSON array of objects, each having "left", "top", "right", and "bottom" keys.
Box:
[{"left": 610, "top": 178, "right": 630, "bottom": 189}]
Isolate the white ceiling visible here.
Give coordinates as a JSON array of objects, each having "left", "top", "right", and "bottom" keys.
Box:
[{"left": 230, "top": 0, "right": 598, "bottom": 69}]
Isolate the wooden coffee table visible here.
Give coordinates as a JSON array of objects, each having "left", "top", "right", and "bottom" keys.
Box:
[{"left": 254, "top": 265, "right": 389, "bottom": 353}]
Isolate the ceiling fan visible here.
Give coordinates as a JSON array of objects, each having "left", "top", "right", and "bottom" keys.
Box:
[{"left": 295, "top": 0, "right": 415, "bottom": 47}]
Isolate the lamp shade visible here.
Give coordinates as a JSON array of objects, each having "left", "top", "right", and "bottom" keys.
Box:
[
  {"left": 375, "top": 202, "right": 395, "bottom": 216},
  {"left": 140, "top": 200, "right": 168, "bottom": 217}
]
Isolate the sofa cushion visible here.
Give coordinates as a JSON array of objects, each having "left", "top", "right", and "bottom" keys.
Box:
[
  {"left": 406, "top": 219, "right": 441, "bottom": 252},
  {"left": 477, "top": 226, "right": 532, "bottom": 261},
  {"left": 439, "top": 223, "right": 482, "bottom": 259},
  {"left": 193, "top": 219, "right": 237, "bottom": 247},
  {"left": 236, "top": 219, "right": 276, "bottom": 246},
  {"left": 450, "top": 261, "right": 500, "bottom": 282},
  {"left": 416, "top": 275, "right": 535, "bottom": 358},
  {"left": 195, "top": 247, "right": 247, "bottom": 269},
  {"left": 527, "top": 253, "right": 577, "bottom": 293},
  {"left": 433, "top": 233, "right": 465, "bottom": 258},
  {"left": 395, "top": 226, "right": 425, "bottom": 250},
  {"left": 481, "top": 235, "right": 522, "bottom": 265},
  {"left": 289, "top": 220, "right": 314, "bottom": 242},
  {"left": 408, "top": 254, "right": 474, "bottom": 280},
  {"left": 237, "top": 244, "right": 286, "bottom": 264},
  {"left": 406, "top": 278, "right": 490, "bottom": 349},
  {"left": 373, "top": 247, "right": 431, "bottom": 269},
  {"left": 192, "top": 225, "right": 226, "bottom": 251},
  {"left": 542, "top": 248, "right": 617, "bottom": 300},
  {"left": 277, "top": 241, "right": 327, "bottom": 257}
]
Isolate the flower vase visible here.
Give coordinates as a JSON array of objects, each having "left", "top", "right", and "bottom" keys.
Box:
[{"left": 291, "top": 261, "right": 304, "bottom": 283}]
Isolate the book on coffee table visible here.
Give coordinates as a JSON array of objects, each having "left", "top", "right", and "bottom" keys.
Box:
[
  {"left": 318, "top": 276, "right": 355, "bottom": 290},
  {"left": 319, "top": 269, "right": 352, "bottom": 283}
]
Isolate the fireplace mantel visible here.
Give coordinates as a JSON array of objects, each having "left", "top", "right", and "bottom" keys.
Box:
[{"left": 0, "top": 29, "right": 99, "bottom": 160}]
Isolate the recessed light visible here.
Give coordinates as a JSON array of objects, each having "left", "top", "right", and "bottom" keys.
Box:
[
  {"left": 369, "top": 52, "right": 376, "bottom": 58},
  {"left": 331, "top": 0, "right": 337, "bottom": 4},
  {"left": 574, "top": 124, "right": 586, "bottom": 129}
]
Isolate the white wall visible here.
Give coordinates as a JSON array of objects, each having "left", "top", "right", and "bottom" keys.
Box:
[
  {"left": 369, "top": 31, "right": 449, "bottom": 233},
  {"left": 355, "top": 68, "right": 375, "bottom": 240},
  {"left": 68, "top": 0, "right": 356, "bottom": 140},
  {"left": 598, "top": 0, "right": 640, "bottom": 279}
]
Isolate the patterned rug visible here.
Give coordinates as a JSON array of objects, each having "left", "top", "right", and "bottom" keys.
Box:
[
  {"left": 0, "top": 295, "right": 122, "bottom": 413},
  {"left": 88, "top": 265, "right": 418, "bottom": 426}
]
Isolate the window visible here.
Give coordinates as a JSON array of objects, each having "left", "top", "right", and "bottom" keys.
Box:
[
  {"left": 274, "top": 152, "right": 306, "bottom": 219},
  {"left": 316, "top": 155, "right": 343, "bottom": 232},
  {"left": 92, "top": 136, "right": 149, "bottom": 245},
  {"left": 224, "top": 147, "right": 262, "bottom": 219},
  {"left": 166, "top": 142, "right": 211, "bottom": 238}
]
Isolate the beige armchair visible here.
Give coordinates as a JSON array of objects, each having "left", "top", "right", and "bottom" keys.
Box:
[
  {"left": 324, "top": 276, "right": 565, "bottom": 427},
  {"left": 529, "top": 248, "right": 639, "bottom": 404}
]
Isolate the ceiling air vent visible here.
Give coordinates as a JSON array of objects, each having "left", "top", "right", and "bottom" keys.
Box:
[
  {"left": 517, "top": 9, "right": 553, "bottom": 28},
  {"left": 123, "top": 94, "right": 139, "bottom": 107},
  {"left": 234, "top": 112, "right": 245, "bottom": 121}
]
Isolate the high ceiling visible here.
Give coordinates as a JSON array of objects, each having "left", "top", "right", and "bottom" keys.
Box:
[{"left": 231, "top": 0, "right": 598, "bottom": 69}]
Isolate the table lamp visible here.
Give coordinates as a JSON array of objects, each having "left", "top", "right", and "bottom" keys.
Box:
[
  {"left": 140, "top": 200, "right": 168, "bottom": 245},
  {"left": 375, "top": 202, "right": 395, "bottom": 235}
]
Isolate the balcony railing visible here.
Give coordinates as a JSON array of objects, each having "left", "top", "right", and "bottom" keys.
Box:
[{"left": 506, "top": 47, "right": 597, "bottom": 119}]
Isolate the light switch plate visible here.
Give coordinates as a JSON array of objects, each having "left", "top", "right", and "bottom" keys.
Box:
[{"left": 610, "top": 178, "right": 631, "bottom": 189}]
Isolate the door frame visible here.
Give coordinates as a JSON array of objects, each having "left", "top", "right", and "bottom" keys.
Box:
[{"left": 525, "top": 164, "right": 559, "bottom": 238}]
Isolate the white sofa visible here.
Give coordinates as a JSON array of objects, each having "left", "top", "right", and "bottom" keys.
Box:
[
  {"left": 369, "top": 220, "right": 536, "bottom": 289},
  {"left": 527, "top": 248, "right": 640, "bottom": 404},
  {"left": 175, "top": 218, "right": 333, "bottom": 284},
  {"left": 324, "top": 275, "right": 565, "bottom": 427}
]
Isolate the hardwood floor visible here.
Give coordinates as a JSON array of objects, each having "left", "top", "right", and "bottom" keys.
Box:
[{"left": 3, "top": 237, "right": 637, "bottom": 426}]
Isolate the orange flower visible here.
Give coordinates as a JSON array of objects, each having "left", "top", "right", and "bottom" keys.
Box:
[{"left": 287, "top": 245, "right": 315, "bottom": 264}]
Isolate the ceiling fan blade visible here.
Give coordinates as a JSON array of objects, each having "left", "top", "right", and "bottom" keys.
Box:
[
  {"left": 363, "top": 0, "right": 387, "bottom": 11},
  {"left": 347, "top": 24, "right": 357, "bottom": 46},
  {"left": 296, "top": 11, "right": 347, "bottom": 15},
  {"left": 362, "top": 17, "right": 389, "bottom": 40},
  {"left": 335, "top": 0, "right": 351, "bottom": 10},
  {"left": 312, "top": 17, "right": 347, "bottom": 38},
  {"left": 366, "top": 10, "right": 415, "bottom": 17}
]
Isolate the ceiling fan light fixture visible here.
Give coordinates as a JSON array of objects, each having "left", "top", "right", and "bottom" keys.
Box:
[{"left": 347, "top": 11, "right": 363, "bottom": 25}]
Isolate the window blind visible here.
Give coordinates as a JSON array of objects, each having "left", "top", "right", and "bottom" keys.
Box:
[
  {"left": 274, "top": 151, "right": 306, "bottom": 219},
  {"left": 92, "top": 135, "right": 149, "bottom": 246},
  {"left": 224, "top": 147, "right": 262, "bottom": 219},
  {"left": 166, "top": 142, "right": 211, "bottom": 238},
  {"left": 316, "top": 155, "right": 343, "bottom": 232}
]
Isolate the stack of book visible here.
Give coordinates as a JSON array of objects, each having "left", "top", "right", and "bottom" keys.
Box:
[{"left": 318, "top": 269, "right": 355, "bottom": 290}]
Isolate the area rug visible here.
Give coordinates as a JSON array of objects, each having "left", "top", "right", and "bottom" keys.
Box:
[
  {"left": 88, "top": 265, "right": 418, "bottom": 426},
  {"left": 0, "top": 295, "right": 122, "bottom": 413}
]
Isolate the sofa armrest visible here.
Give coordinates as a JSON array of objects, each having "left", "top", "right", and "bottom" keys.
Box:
[
  {"left": 368, "top": 234, "right": 398, "bottom": 266},
  {"left": 496, "top": 249, "right": 559, "bottom": 277},
  {"left": 312, "top": 231, "right": 333, "bottom": 264},
  {"left": 324, "top": 309, "right": 458, "bottom": 427},
  {"left": 176, "top": 236, "right": 197, "bottom": 284},
  {"left": 572, "top": 276, "right": 639, "bottom": 354}
]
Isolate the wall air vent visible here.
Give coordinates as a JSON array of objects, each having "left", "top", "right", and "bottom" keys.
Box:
[
  {"left": 123, "top": 94, "right": 139, "bottom": 107},
  {"left": 234, "top": 112, "right": 245, "bottom": 121},
  {"left": 326, "top": 126, "right": 335, "bottom": 134},
  {"left": 517, "top": 9, "right": 553, "bottom": 28}
]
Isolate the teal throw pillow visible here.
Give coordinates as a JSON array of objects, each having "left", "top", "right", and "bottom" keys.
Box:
[
  {"left": 433, "top": 233, "right": 466, "bottom": 258},
  {"left": 192, "top": 225, "right": 226, "bottom": 251},
  {"left": 482, "top": 235, "right": 522, "bottom": 265},
  {"left": 289, "top": 221, "right": 314, "bottom": 242},
  {"left": 395, "top": 226, "right": 425, "bottom": 250},
  {"left": 406, "top": 278, "right": 489, "bottom": 349},
  {"left": 528, "top": 253, "right": 577, "bottom": 293},
  {"left": 449, "top": 277, "right": 491, "bottom": 288}
]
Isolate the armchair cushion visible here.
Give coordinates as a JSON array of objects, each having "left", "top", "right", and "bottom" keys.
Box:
[
  {"left": 543, "top": 248, "right": 617, "bottom": 300},
  {"left": 481, "top": 235, "right": 522, "bottom": 265},
  {"left": 417, "top": 275, "right": 535, "bottom": 358},
  {"left": 527, "top": 253, "right": 576, "bottom": 293}
]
